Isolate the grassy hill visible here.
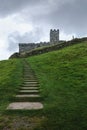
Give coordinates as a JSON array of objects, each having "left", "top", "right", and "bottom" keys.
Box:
[
  {"left": 27, "top": 41, "right": 87, "bottom": 130},
  {"left": 0, "top": 59, "right": 23, "bottom": 113},
  {"left": 0, "top": 41, "right": 87, "bottom": 129}
]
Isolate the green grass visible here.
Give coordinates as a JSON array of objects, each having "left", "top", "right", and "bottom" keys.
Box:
[
  {"left": 27, "top": 41, "right": 87, "bottom": 130},
  {"left": 0, "top": 59, "right": 23, "bottom": 114},
  {"left": 0, "top": 41, "right": 87, "bottom": 129}
]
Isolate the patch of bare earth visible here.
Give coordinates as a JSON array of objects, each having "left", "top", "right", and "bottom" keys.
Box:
[{"left": 0, "top": 116, "right": 45, "bottom": 130}]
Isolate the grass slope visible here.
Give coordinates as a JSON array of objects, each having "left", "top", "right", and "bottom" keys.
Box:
[
  {"left": 0, "top": 41, "right": 87, "bottom": 129},
  {"left": 0, "top": 59, "right": 23, "bottom": 114},
  {"left": 0, "top": 59, "right": 44, "bottom": 130},
  {"left": 27, "top": 41, "right": 87, "bottom": 130},
  {"left": 0, "top": 59, "right": 25, "bottom": 129}
]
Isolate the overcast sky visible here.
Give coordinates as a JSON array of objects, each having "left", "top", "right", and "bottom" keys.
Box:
[{"left": 0, "top": 0, "right": 87, "bottom": 60}]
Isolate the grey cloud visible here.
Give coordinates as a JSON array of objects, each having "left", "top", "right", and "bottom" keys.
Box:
[
  {"left": 0, "top": 0, "right": 44, "bottom": 17},
  {"left": 1, "top": 0, "right": 87, "bottom": 53},
  {"left": 48, "top": 0, "right": 87, "bottom": 35},
  {"left": 7, "top": 28, "right": 44, "bottom": 52},
  {"left": 0, "top": 0, "right": 73, "bottom": 17},
  {"left": 28, "top": 0, "right": 87, "bottom": 36},
  {"left": 50, "top": 0, "right": 87, "bottom": 36}
]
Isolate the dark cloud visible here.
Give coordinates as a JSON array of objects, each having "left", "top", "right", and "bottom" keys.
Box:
[
  {"left": 14, "top": 0, "right": 86, "bottom": 37},
  {"left": 0, "top": 0, "right": 43, "bottom": 17}
]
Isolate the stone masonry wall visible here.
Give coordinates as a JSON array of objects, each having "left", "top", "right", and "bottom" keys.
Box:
[
  {"left": 19, "top": 42, "right": 50, "bottom": 53},
  {"left": 10, "top": 37, "right": 87, "bottom": 59}
]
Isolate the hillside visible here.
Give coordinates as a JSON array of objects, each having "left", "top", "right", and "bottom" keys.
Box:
[
  {"left": 0, "top": 60, "right": 44, "bottom": 129},
  {"left": 0, "top": 41, "right": 87, "bottom": 129},
  {"left": 27, "top": 41, "right": 87, "bottom": 130},
  {"left": 0, "top": 59, "right": 23, "bottom": 113}
]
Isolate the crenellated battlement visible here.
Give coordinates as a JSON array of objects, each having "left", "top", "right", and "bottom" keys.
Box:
[{"left": 50, "top": 29, "right": 59, "bottom": 44}]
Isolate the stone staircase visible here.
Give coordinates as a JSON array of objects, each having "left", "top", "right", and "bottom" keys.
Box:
[{"left": 7, "top": 62, "right": 43, "bottom": 110}]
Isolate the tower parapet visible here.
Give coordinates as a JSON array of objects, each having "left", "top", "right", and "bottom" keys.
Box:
[{"left": 50, "top": 29, "right": 59, "bottom": 44}]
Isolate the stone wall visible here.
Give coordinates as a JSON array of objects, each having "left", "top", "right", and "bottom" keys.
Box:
[
  {"left": 19, "top": 42, "right": 50, "bottom": 53},
  {"left": 20, "top": 37, "right": 87, "bottom": 58},
  {"left": 19, "top": 43, "right": 36, "bottom": 53},
  {"left": 10, "top": 37, "right": 87, "bottom": 59}
]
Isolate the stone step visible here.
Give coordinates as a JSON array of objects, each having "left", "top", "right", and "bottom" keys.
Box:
[
  {"left": 6, "top": 62, "right": 43, "bottom": 111},
  {"left": 24, "top": 74, "right": 35, "bottom": 75},
  {"left": 12, "top": 95, "right": 42, "bottom": 102},
  {"left": 24, "top": 73, "right": 35, "bottom": 75},
  {"left": 19, "top": 90, "right": 39, "bottom": 94},
  {"left": 24, "top": 74, "right": 32, "bottom": 75},
  {"left": 24, "top": 71, "right": 33, "bottom": 72},
  {"left": 10, "top": 94, "right": 43, "bottom": 102},
  {"left": 11, "top": 97, "right": 42, "bottom": 102},
  {"left": 24, "top": 74, "right": 36, "bottom": 76},
  {"left": 24, "top": 69, "right": 31, "bottom": 70},
  {"left": 16, "top": 94, "right": 41, "bottom": 98},
  {"left": 24, "top": 72, "right": 34, "bottom": 73},
  {"left": 22, "top": 85, "right": 39, "bottom": 88},
  {"left": 7, "top": 102, "right": 43, "bottom": 110},
  {"left": 24, "top": 77, "right": 36, "bottom": 78},
  {"left": 24, "top": 77, "right": 36, "bottom": 79},
  {"left": 23, "top": 76, "right": 36, "bottom": 80},
  {"left": 23, "top": 80, "right": 38, "bottom": 82},
  {"left": 22, "top": 84, "right": 39, "bottom": 87},
  {"left": 24, "top": 74, "right": 35, "bottom": 76},
  {"left": 24, "top": 69, "right": 33, "bottom": 71},
  {"left": 23, "top": 79, "right": 38, "bottom": 82},
  {"left": 24, "top": 71, "right": 34, "bottom": 73},
  {"left": 23, "top": 80, "right": 37, "bottom": 82},
  {"left": 23, "top": 81, "right": 39, "bottom": 84},
  {"left": 24, "top": 73, "right": 34, "bottom": 75},
  {"left": 24, "top": 80, "right": 38, "bottom": 82},
  {"left": 23, "top": 77, "right": 37, "bottom": 79},
  {"left": 19, "top": 90, "right": 39, "bottom": 93},
  {"left": 24, "top": 68, "right": 31, "bottom": 69},
  {"left": 21, "top": 87, "right": 39, "bottom": 90},
  {"left": 24, "top": 69, "right": 32, "bottom": 70},
  {"left": 23, "top": 82, "right": 39, "bottom": 85},
  {"left": 23, "top": 81, "right": 38, "bottom": 84}
]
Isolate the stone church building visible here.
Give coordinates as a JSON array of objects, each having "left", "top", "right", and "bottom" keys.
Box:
[{"left": 19, "top": 29, "right": 60, "bottom": 53}]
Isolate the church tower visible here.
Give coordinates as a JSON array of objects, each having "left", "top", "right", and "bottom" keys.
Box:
[{"left": 50, "top": 29, "right": 59, "bottom": 44}]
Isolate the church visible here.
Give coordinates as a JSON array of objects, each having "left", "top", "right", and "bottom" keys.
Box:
[{"left": 19, "top": 29, "right": 60, "bottom": 53}]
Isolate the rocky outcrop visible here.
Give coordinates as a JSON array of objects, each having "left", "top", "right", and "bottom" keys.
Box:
[{"left": 9, "top": 52, "right": 20, "bottom": 59}]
